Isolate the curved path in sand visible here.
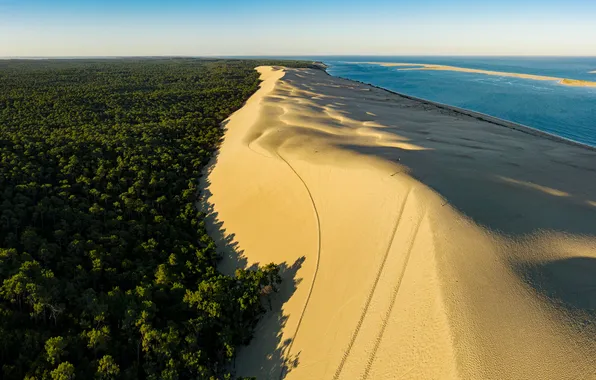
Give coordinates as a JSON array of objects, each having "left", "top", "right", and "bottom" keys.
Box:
[
  {"left": 202, "top": 66, "right": 596, "bottom": 379},
  {"left": 359, "top": 62, "right": 596, "bottom": 87}
]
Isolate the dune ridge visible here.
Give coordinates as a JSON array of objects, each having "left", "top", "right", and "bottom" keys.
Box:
[
  {"left": 202, "top": 66, "right": 596, "bottom": 379},
  {"left": 358, "top": 62, "right": 596, "bottom": 87}
]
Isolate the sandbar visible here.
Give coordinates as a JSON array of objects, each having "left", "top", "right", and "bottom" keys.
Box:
[{"left": 359, "top": 62, "right": 596, "bottom": 87}]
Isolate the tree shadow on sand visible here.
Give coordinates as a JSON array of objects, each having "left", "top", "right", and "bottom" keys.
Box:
[
  {"left": 239, "top": 257, "right": 305, "bottom": 379},
  {"left": 198, "top": 156, "right": 304, "bottom": 379}
]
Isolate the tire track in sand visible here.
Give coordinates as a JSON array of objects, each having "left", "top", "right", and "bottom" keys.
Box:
[
  {"left": 332, "top": 188, "right": 414, "bottom": 380},
  {"left": 276, "top": 149, "right": 322, "bottom": 380},
  {"left": 361, "top": 213, "right": 424, "bottom": 380}
]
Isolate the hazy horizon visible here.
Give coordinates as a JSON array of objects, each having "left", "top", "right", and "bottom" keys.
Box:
[
  {"left": 2, "top": 0, "right": 596, "bottom": 57},
  {"left": 2, "top": 55, "right": 596, "bottom": 59}
]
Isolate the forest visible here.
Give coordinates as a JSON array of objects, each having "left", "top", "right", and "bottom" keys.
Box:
[{"left": 0, "top": 58, "right": 311, "bottom": 379}]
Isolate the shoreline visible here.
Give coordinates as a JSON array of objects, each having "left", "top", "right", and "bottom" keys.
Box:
[{"left": 320, "top": 65, "right": 596, "bottom": 151}]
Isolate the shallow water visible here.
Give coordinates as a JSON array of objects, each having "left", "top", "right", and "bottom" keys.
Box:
[{"left": 317, "top": 57, "right": 596, "bottom": 147}]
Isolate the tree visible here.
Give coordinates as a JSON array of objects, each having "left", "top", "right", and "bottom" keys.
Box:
[
  {"left": 45, "top": 336, "right": 67, "bottom": 366},
  {"left": 0, "top": 58, "right": 309, "bottom": 379},
  {"left": 51, "top": 362, "right": 76, "bottom": 380},
  {"left": 96, "top": 355, "right": 120, "bottom": 379}
]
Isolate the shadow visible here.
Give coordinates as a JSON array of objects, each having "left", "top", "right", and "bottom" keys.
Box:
[
  {"left": 198, "top": 137, "right": 305, "bottom": 379},
  {"left": 275, "top": 69, "right": 596, "bottom": 237},
  {"left": 197, "top": 119, "right": 250, "bottom": 275},
  {"left": 243, "top": 257, "right": 305, "bottom": 380},
  {"left": 199, "top": 183, "right": 248, "bottom": 275},
  {"left": 514, "top": 257, "right": 596, "bottom": 333}
]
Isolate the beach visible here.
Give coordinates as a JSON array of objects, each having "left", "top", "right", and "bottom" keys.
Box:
[{"left": 201, "top": 66, "right": 596, "bottom": 379}]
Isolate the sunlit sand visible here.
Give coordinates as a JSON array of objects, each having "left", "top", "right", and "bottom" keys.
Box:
[{"left": 202, "top": 66, "right": 596, "bottom": 379}]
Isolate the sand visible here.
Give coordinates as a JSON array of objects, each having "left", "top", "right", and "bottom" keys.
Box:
[
  {"left": 201, "top": 66, "right": 596, "bottom": 379},
  {"left": 359, "top": 62, "right": 596, "bottom": 88}
]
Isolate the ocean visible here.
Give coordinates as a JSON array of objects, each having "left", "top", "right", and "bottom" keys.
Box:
[{"left": 315, "top": 57, "right": 596, "bottom": 147}]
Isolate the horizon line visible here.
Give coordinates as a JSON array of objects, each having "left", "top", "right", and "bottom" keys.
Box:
[{"left": 2, "top": 54, "right": 596, "bottom": 59}]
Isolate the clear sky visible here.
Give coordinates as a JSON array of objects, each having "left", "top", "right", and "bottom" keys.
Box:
[{"left": 2, "top": 0, "right": 596, "bottom": 57}]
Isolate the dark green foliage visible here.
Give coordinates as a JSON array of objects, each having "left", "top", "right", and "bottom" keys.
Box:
[{"left": 0, "top": 59, "right": 305, "bottom": 379}]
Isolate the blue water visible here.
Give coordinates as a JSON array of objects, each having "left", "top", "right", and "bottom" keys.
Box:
[{"left": 314, "top": 57, "right": 596, "bottom": 147}]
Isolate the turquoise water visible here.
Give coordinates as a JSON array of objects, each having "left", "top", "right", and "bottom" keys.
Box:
[{"left": 318, "top": 57, "right": 596, "bottom": 147}]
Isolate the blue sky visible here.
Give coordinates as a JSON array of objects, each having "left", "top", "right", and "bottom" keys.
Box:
[{"left": 1, "top": 0, "right": 596, "bottom": 56}]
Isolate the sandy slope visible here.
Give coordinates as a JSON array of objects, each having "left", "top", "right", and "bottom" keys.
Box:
[
  {"left": 201, "top": 66, "right": 596, "bottom": 379},
  {"left": 359, "top": 62, "right": 596, "bottom": 87}
]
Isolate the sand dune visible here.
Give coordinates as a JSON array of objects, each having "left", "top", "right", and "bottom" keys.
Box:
[
  {"left": 202, "top": 66, "right": 596, "bottom": 379},
  {"left": 359, "top": 62, "right": 596, "bottom": 87}
]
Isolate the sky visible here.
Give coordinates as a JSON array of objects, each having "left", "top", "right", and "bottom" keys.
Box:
[{"left": 1, "top": 0, "right": 596, "bottom": 57}]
